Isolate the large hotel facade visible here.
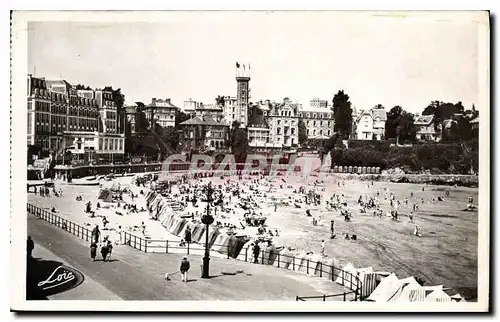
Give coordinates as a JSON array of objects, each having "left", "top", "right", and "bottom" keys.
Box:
[{"left": 27, "top": 75, "right": 125, "bottom": 162}]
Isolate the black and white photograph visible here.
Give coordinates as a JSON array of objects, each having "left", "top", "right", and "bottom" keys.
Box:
[{"left": 9, "top": 10, "right": 490, "bottom": 312}]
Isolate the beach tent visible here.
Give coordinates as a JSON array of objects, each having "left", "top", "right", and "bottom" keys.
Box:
[
  {"left": 211, "top": 233, "right": 231, "bottom": 254},
  {"left": 423, "top": 285, "right": 444, "bottom": 292},
  {"left": 207, "top": 228, "right": 220, "bottom": 249},
  {"left": 366, "top": 273, "right": 401, "bottom": 302},
  {"left": 170, "top": 218, "right": 187, "bottom": 236},
  {"left": 388, "top": 276, "right": 426, "bottom": 302},
  {"left": 177, "top": 223, "right": 191, "bottom": 240},
  {"left": 334, "top": 263, "right": 357, "bottom": 287},
  {"left": 191, "top": 225, "right": 207, "bottom": 243},
  {"left": 237, "top": 240, "right": 254, "bottom": 262},
  {"left": 97, "top": 189, "right": 113, "bottom": 203},
  {"left": 425, "top": 289, "right": 452, "bottom": 302},
  {"left": 353, "top": 267, "right": 376, "bottom": 299},
  {"left": 230, "top": 236, "right": 248, "bottom": 258}
]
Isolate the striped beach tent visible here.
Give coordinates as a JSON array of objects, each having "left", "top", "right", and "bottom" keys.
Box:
[
  {"left": 207, "top": 228, "right": 220, "bottom": 248},
  {"left": 388, "top": 277, "right": 426, "bottom": 302},
  {"left": 354, "top": 266, "right": 375, "bottom": 298},
  {"left": 211, "top": 233, "right": 230, "bottom": 253},
  {"left": 191, "top": 224, "right": 207, "bottom": 243},
  {"left": 366, "top": 273, "right": 401, "bottom": 302},
  {"left": 425, "top": 289, "right": 452, "bottom": 302},
  {"left": 170, "top": 218, "right": 187, "bottom": 236}
]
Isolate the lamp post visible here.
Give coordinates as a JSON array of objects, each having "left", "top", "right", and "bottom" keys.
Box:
[{"left": 201, "top": 183, "right": 215, "bottom": 278}]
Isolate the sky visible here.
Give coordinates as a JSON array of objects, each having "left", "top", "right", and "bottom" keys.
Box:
[{"left": 28, "top": 12, "right": 481, "bottom": 113}]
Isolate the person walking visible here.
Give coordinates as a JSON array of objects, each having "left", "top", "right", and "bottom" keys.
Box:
[
  {"left": 92, "top": 225, "right": 101, "bottom": 244},
  {"left": 90, "top": 241, "right": 97, "bottom": 261},
  {"left": 100, "top": 242, "right": 109, "bottom": 262},
  {"left": 320, "top": 239, "right": 326, "bottom": 257},
  {"left": 253, "top": 242, "right": 261, "bottom": 264},
  {"left": 115, "top": 225, "right": 123, "bottom": 245},
  {"left": 27, "top": 236, "right": 34, "bottom": 259},
  {"left": 180, "top": 256, "right": 190, "bottom": 282}
]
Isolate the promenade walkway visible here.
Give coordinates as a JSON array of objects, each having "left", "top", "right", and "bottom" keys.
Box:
[{"left": 28, "top": 214, "right": 350, "bottom": 301}]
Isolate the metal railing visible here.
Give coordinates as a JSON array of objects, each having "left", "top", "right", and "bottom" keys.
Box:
[
  {"left": 296, "top": 291, "right": 357, "bottom": 302},
  {"left": 27, "top": 203, "right": 362, "bottom": 301}
]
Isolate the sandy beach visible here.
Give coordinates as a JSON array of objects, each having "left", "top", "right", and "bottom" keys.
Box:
[{"left": 28, "top": 171, "right": 479, "bottom": 299}]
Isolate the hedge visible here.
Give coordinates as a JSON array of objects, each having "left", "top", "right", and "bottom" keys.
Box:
[{"left": 330, "top": 142, "right": 478, "bottom": 175}]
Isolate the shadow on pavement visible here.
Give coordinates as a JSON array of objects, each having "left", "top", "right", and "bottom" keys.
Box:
[
  {"left": 26, "top": 256, "right": 85, "bottom": 300},
  {"left": 26, "top": 257, "right": 59, "bottom": 300}
]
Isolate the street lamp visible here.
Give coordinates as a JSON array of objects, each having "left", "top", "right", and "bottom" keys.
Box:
[{"left": 201, "top": 183, "right": 215, "bottom": 278}]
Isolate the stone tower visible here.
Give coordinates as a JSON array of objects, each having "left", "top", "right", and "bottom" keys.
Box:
[{"left": 235, "top": 62, "right": 251, "bottom": 128}]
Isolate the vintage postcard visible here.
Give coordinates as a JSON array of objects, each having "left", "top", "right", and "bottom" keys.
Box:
[{"left": 10, "top": 10, "right": 490, "bottom": 312}]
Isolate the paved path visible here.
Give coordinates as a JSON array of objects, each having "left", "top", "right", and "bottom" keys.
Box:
[{"left": 28, "top": 215, "right": 350, "bottom": 301}]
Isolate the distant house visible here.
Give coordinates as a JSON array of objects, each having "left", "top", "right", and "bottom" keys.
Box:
[
  {"left": 352, "top": 107, "right": 387, "bottom": 140},
  {"left": 178, "top": 115, "right": 229, "bottom": 151},
  {"left": 146, "top": 98, "right": 179, "bottom": 128},
  {"left": 470, "top": 116, "right": 479, "bottom": 131},
  {"left": 414, "top": 115, "right": 441, "bottom": 142}
]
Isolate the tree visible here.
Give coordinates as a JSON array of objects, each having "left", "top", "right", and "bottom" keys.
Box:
[
  {"left": 175, "top": 111, "right": 191, "bottom": 127},
  {"left": 230, "top": 121, "right": 248, "bottom": 161},
  {"left": 298, "top": 119, "right": 308, "bottom": 146},
  {"left": 162, "top": 126, "right": 180, "bottom": 152},
  {"left": 385, "top": 106, "right": 404, "bottom": 139},
  {"left": 385, "top": 106, "right": 416, "bottom": 143},
  {"left": 331, "top": 90, "right": 353, "bottom": 139},
  {"left": 215, "top": 95, "right": 226, "bottom": 107},
  {"left": 75, "top": 84, "right": 91, "bottom": 90}
]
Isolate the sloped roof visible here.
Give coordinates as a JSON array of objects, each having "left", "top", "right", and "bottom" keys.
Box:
[
  {"left": 372, "top": 109, "right": 387, "bottom": 121},
  {"left": 179, "top": 115, "right": 228, "bottom": 127},
  {"left": 149, "top": 99, "right": 179, "bottom": 109},
  {"left": 414, "top": 115, "right": 434, "bottom": 125}
]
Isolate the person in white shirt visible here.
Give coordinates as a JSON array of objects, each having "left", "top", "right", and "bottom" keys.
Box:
[
  {"left": 320, "top": 240, "right": 325, "bottom": 256},
  {"left": 115, "top": 225, "right": 123, "bottom": 245}
]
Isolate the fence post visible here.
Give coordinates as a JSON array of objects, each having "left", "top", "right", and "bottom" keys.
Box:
[
  {"left": 320, "top": 262, "right": 322, "bottom": 277},
  {"left": 307, "top": 259, "right": 309, "bottom": 274},
  {"left": 261, "top": 250, "right": 264, "bottom": 264},
  {"left": 227, "top": 245, "right": 229, "bottom": 259},
  {"left": 296, "top": 296, "right": 299, "bottom": 301},
  {"left": 245, "top": 247, "right": 248, "bottom": 262},
  {"left": 323, "top": 294, "right": 326, "bottom": 302},
  {"left": 166, "top": 240, "right": 169, "bottom": 253},
  {"left": 144, "top": 238, "right": 147, "bottom": 253},
  {"left": 350, "top": 273, "right": 353, "bottom": 290},
  {"left": 187, "top": 242, "right": 190, "bottom": 255},
  {"left": 293, "top": 257, "right": 295, "bottom": 271},
  {"left": 134, "top": 236, "right": 137, "bottom": 249},
  {"left": 277, "top": 253, "right": 280, "bottom": 268},
  {"left": 343, "top": 292, "right": 346, "bottom": 301}
]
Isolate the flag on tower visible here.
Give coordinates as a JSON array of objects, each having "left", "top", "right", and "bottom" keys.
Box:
[{"left": 236, "top": 62, "right": 240, "bottom": 68}]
